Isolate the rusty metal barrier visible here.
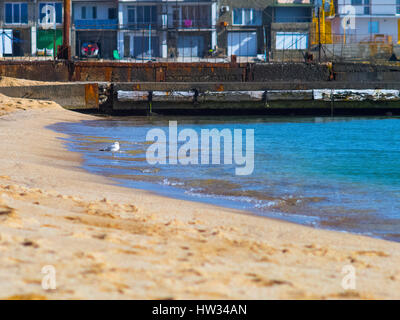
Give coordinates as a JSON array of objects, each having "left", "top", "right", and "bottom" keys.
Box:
[{"left": 0, "top": 59, "right": 336, "bottom": 83}]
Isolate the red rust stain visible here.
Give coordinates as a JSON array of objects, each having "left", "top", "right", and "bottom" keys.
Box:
[
  {"left": 105, "top": 68, "right": 112, "bottom": 81},
  {"left": 156, "top": 67, "right": 165, "bottom": 82},
  {"left": 216, "top": 84, "right": 224, "bottom": 92},
  {"left": 85, "top": 83, "right": 99, "bottom": 109}
]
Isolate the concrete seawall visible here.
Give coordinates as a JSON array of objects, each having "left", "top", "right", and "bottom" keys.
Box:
[
  {"left": 111, "top": 82, "right": 400, "bottom": 115},
  {"left": 1, "top": 80, "right": 400, "bottom": 115},
  {"left": 0, "top": 83, "right": 99, "bottom": 109}
]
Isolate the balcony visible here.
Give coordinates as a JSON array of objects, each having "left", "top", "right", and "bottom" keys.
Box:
[
  {"left": 125, "top": 22, "right": 159, "bottom": 30},
  {"left": 171, "top": 19, "right": 212, "bottom": 29},
  {"left": 74, "top": 19, "right": 118, "bottom": 30}
]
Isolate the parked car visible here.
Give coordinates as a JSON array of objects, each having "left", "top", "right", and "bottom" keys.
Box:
[{"left": 81, "top": 42, "right": 99, "bottom": 58}]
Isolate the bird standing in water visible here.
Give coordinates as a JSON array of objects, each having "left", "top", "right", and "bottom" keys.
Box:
[{"left": 100, "top": 141, "right": 120, "bottom": 156}]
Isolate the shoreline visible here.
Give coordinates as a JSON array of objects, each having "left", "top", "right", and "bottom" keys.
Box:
[
  {"left": 1, "top": 100, "right": 400, "bottom": 299},
  {"left": 55, "top": 115, "right": 400, "bottom": 243}
]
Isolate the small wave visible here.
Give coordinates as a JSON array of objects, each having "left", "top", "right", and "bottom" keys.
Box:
[
  {"left": 161, "top": 178, "right": 185, "bottom": 187},
  {"left": 184, "top": 188, "right": 279, "bottom": 210},
  {"left": 254, "top": 200, "right": 280, "bottom": 208}
]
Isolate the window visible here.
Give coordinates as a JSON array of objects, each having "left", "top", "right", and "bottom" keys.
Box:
[
  {"left": 232, "top": 8, "right": 262, "bottom": 26},
  {"left": 244, "top": 9, "right": 252, "bottom": 24},
  {"left": 13, "top": 4, "right": 20, "bottom": 22},
  {"left": 368, "top": 21, "right": 379, "bottom": 33},
  {"left": 178, "top": 5, "right": 210, "bottom": 27},
  {"left": 39, "top": 2, "right": 62, "bottom": 24},
  {"left": 397, "top": 0, "right": 400, "bottom": 14},
  {"left": 364, "top": 0, "right": 370, "bottom": 15},
  {"left": 128, "top": 7, "right": 135, "bottom": 23},
  {"left": 233, "top": 8, "right": 242, "bottom": 25},
  {"left": 4, "top": 3, "right": 28, "bottom": 24},
  {"left": 351, "top": 0, "right": 372, "bottom": 15},
  {"left": 80, "top": 5, "right": 99, "bottom": 19},
  {"left": 81, "top": 6, "right": 86, "bottom": 19},
  {"left": 108, "top": 8, "right": 117, "bottom": 20},
  {"left": 276, "top": 32, "right": 308, "bottom": 50},
  {"left": 274, "top": 7, "right": 311, "bottom": 23},
  {"left": 127, "top": 6, "right": 157, "bottom": 27}
]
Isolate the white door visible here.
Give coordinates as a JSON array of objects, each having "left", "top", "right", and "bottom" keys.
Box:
[
  {"left": 0, "top": 29, "right": 13, "bottom": 57},
  {"left": 228, "top": 32, "right": 257, "bottom": 56}
]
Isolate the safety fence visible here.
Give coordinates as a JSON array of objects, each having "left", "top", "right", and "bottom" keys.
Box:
[{"left": 1, "top": 26, "right": 399, "bottom": 64}]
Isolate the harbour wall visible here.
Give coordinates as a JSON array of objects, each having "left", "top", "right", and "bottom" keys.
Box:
[
  {"left": 2, "top": 60, "right": 400, "bottom": 83},
  {"left": 111, "top": 83, "right": 400, "bottom": 115},
  {"left": 2, "top": 81, "right": 400, "bottom": 115}
]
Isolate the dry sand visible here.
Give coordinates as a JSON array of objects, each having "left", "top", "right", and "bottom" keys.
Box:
[
  {"left": 1, "top": 95, "right": 400, "bottom": 300},
  {"left": 0, "top": 76, "right": 64, "bottom": 87},
  {"left": 0, "top": 93, "right": 59, "bottom": 117}
]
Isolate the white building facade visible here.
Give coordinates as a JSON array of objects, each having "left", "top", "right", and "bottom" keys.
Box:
[
  {"left": 331, "top": 0, "right": 400, "bottom": 44},
  {"left": 117, "top": 0, "right": 217, "bottom": 60},
  {"left": 71, "top": 0, "right": 118, "bottom": 59}
]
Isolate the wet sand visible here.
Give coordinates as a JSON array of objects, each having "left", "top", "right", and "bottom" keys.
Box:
[{"left": 1, "top": 95, "right": 400, "bottom": 299}]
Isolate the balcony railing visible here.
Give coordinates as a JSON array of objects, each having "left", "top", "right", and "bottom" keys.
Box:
[
  {"left": 74, "top": 19, "right": 118, "bottom": 30},
  {"left": 125, "top": 22, "right": 158, "bottom": 30},
  {"left": 170, "top": 19, "right": 212, "bottom": 29},
  {"left": 123, "top": 20, "right": 213, "bottom": 30}
]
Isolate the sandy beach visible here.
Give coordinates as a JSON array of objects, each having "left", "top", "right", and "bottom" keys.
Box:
[{"left": 1, "top": 92, "right": 400, "bottom": 300}]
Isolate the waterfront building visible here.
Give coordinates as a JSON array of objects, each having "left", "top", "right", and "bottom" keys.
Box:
[
  {"left": 269, "top": 0, "right": 314, "bottom": 60},
  {"left": 217, "top": 0, "right": 271, "bottom": 59},
  {"left": 117, "top": 0, "right": 217, "bottom": 60},
  {"left": 36, "top": 1, "right": 64, "bottom": 56},
  {"left": 0, "top": 0, "right": 327, "bottom": 61},
  {"left": 330, "top": 0, "right": 400, "bottom": 45},
  {"left": 72, "top": 0, "right": 118, "bottom": 59},
  {"left": 0, "top": 0, "right": 63, "bottom": 57},
  {"left": 0, "top": 0, "right": 31, "bottom": 56},
  {"left": 0, "top": 1, "right": 62, "bottom": 57}
]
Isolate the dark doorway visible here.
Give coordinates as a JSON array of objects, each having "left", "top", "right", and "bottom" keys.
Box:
[{"left": 12, "top": 30, "right": 22, "bottom": 56}]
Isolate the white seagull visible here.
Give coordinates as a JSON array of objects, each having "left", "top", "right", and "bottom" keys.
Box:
[{"left": 100, "top": 141, "right": 120, "bottom": 156}]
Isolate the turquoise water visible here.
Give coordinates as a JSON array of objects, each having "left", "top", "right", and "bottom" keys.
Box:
[{"left": 51, "top": 116, "right": 400, "bottom": 241}]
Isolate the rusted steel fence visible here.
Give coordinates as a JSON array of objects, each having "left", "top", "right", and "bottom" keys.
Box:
[{"left": 0, "top": 59, "right": 334, "bottom": 83}]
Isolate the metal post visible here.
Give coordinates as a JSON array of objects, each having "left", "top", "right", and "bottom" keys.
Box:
[
  {"left": 57, "top": 0, "right": 71, "bottom": 60},
  {"left": 318, "top": 7, "right": 321, "bottom": 62},
  {"left": 149, "top": 24, "right": 151, "bottom": 60},
  {"left": 63, "top": 0, "right": 71, "bottom": 51},
  {"left": 1, "top": 32, "right": 5, "bottom": 58},
  {"left": 53, "top": 7, "right": 56, "bottom": 60},
  {"left": 263, "top": 26, "right": 267, "bottom": 62},
  {"left": 53, "top": 29, "right": 56, "bottom": 60}
]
